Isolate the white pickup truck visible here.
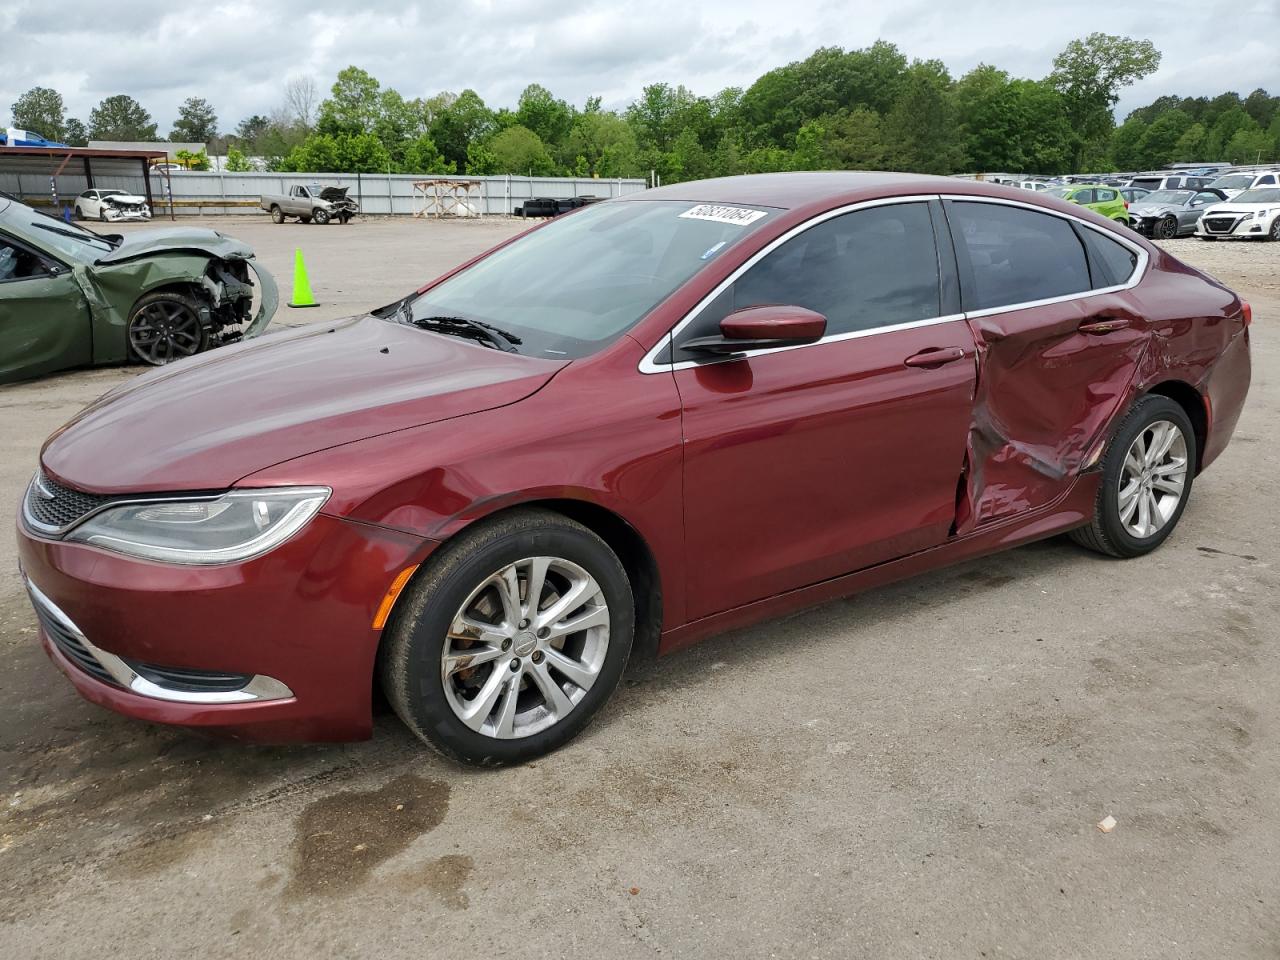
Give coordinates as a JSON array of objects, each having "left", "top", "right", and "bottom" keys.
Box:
[{"left": 259, "top": 184, "right": 359, "bottom": 225}]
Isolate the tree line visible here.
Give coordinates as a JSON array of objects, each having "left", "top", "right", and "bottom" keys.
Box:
[{"left": 8, "top": 34, "right": 1280, "bottom": 181}]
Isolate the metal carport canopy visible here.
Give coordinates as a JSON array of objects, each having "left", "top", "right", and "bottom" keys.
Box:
[{"left": 0, "top": 145, "right": 172, "bottom": 219}]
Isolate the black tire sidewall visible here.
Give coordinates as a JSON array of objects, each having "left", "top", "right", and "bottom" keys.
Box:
[
  {"left": 1096, "top": 397, "right": 1196, "bottom": 557},
  {"left": 126, "top": 291, "right": 210, "bottom": 365},
  {"left": 387, "top": 518, "right": 634, "bottom": 765}
]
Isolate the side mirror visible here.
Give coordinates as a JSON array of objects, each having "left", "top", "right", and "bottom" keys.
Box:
[{"left": 683, "top": 305, "right": 827, "bottom": 355}]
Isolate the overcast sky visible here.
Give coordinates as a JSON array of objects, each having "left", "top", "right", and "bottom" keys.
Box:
[{"left": 3, "top": 0, "right": 1279, "bottom": 134}]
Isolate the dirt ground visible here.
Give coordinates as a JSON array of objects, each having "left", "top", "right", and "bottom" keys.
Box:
[{"left": 1, "top": 218, "right": 1277, "bottom": 959}]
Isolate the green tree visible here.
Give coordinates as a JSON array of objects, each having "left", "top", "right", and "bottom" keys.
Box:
[
  {"left": 428, "top": 89, "right": 496, "bottom": 171},
  {"left": 1049, "top": 33, "right": 1161, "bottom": 169},
  {"left": 1224, "top": 122, "right": 1272, "bottom": 164},
  {"left": 487, "top": 125, "right": 555, "bottom": 175},
  {"left": 236, "top": 115, "right": 271, "bottom": 143},
  {"left": 88, "top": 95, "right": 158, "bottom": 141},
  {"left": 10, "top": 86, "right": 66, "bottom": 139},
  {"left": 565, "top": 110, "right": 639, "bottom": 177},
  {"left": 63, "top": 118, "right": 88, "bottom": 147},
  {"left": 883, "top": 61, "right": 967, "bottom": 173},
  {"left": 1136, "top": 109, "right": 1192, "bottom": 167},
  {"left": 1109, "top": 115, "right": 1148, "bottom": 168},
  {"left": 225, "top": 145, "right": 252, "bottom": 171},
  {"left": 317, "top": 66, "right": 382, "bottom": 135},
  {"left": 400, "top": 134, "right": 456, "bottom": 174},
  {"left": 170, "top": 96, "right": 218, "bottom": 142},
  {"left": 514, "top": 84, "right": 572, "bottom": 148},
  {"left": 280, "top": 131, "right": 391, "bottom": 173},
  {"left": 954, "top": 65, "right": 1026, "bottom": 171},
  {"left": 1171, "top": 122, "right": 1206, "bottom": 163},
  {"left": 824, "top": 107, "right": 888, "bottom": 169},
  {"left": 465, "top": 139, "right": 500, "bottom": 175}
]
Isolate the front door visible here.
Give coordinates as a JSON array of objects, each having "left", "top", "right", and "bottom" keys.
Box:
[
  {"left": 0, "top": 236, "right": 90, "bottom": 384},
  {"left": 671, "top": 200, "right": 977, "bottom": 620}
]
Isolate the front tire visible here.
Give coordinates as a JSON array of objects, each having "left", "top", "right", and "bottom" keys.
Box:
[
  {"left": 381, "top": 509, "right": 634, "bottom": 766},
  {"left": 1156, "top": 215, "right": 1177, "bottom": 240},
  {"left": 1069, "top": 395, "right": 1196, "bottom": 558},
  {"left": 126, "top": 291, "right": 209, "bottom": 365},
  {"left": 312, "top": 208, "right": 331, "bottom": 225},
  {"left": 1268, "top": 217, "right": 1280, "bottom": 242}
]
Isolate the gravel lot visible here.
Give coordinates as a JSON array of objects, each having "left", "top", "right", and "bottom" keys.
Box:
[{"left": 1, "top": 219, "right": 1277, "bottom": 959}]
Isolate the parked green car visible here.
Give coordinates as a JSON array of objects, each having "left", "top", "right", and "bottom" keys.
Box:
[
  {"left": 1045, "top": 185, "right": 1130, "bottom": 223},
  {"left": 0, "top": 195, "right": 277, "bottom": 384}
]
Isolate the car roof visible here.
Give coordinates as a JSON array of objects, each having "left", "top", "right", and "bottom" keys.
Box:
[{"left": 625, "top": 171, "right": 979, "bottom": 211}]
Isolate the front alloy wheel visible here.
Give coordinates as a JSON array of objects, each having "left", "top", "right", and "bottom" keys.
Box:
[
  {"left": 127, "top": 291, "right": 209, "bottom": 365},
  {"left": 1157, "top": 215, "right": 1178, "bottom": 240},
  {"left": 441, "top": 557, "right": 610, "bottom": 739},
  {"left": 381, "top": 508, "right": 634, "bottom": 765}
]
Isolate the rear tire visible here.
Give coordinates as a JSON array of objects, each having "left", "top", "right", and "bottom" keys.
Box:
[
  {"left": 270, "top": 205, "right": 284, "bottom": 224},
  {"left": 1069, "top": 395, "right": 1196, "bottom": 559},
  {"left": 381, "top": 509, "right": 634, "bottom": 766}
]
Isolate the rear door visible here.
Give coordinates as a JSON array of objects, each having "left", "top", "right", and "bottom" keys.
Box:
[
  {"left": 0, "top": 235, "right": 90, "bottom": 384},
  {"left": 673, "top": 199, "right": 977, "bottom": 619},
  {"left": 943, "top": 198, "right": 1149, "bottom": 530}
]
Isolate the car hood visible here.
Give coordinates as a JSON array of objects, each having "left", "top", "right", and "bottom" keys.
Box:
[
  {"left": 40, "top": 314, "right": 567, "bottom": 494},
  {"left": 1130, "top": 202, "right": 1181, "bottom": 216},
  {"left": 1204, "top": 202, "right": 1273, "bottom": 214},
  {"left": 102, "top": 194, "right": 147, "bottom": 205},
  {"left": 94, "top": 227, "right": 255, "bottom": 265}
]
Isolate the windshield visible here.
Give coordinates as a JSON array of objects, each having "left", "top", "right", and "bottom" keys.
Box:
[
  {"left": 1232, "top": 188, "right": 1280, "bottom": 204},
  {"left": 404, "top": 200, "right": 778, "bottom": 359},
  {"left": 0, "top": 199, "right": 114, "bottom": 261},
  {"left": 1210, "top": 175, "right": 1254, "bottom": 190},
  {"left": 1143, "top": 190, "right": 1194, "bottom": 204}
]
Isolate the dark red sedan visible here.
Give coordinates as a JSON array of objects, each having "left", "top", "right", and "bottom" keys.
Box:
[{"left": 17, "top": 173, "right": 1251, "bottom": 764}]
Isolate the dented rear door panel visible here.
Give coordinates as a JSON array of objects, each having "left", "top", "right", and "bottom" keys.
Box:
[{"left": 959, "top": 290, "right": 1151, "bottom": 529}]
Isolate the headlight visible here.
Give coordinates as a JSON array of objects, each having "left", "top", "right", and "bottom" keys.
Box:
[{"left": 66, "top": 487, "right": 330, "bottom": 564}]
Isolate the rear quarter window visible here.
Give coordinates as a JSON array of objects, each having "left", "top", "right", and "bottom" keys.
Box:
[
  {"left": 948, "top": 201, "right": 1091, "bottom": 311},
  {"left": 1079, "top": 228, "right": 1139, "bottom": 289}
]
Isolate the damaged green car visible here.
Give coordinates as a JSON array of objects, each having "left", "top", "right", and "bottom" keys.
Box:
[{"left": 0, "top": 195, "right": 277, "bottom": 384}]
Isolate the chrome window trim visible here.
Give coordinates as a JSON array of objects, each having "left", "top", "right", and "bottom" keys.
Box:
[
  {"left": 25, "top": 576, "right": 294, "bottom": 704},
  {"left": 638, "top": 192, "right": 1149, "bottom": 374}
]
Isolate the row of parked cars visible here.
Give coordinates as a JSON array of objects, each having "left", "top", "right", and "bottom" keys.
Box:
[{"left": 1011, "top": 169, "right": 1280, "bottom": 242}]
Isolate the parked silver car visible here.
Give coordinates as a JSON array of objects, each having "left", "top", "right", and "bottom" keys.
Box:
[{"left": 1127, "top": 188, "right": 1226, "bottom": 239}]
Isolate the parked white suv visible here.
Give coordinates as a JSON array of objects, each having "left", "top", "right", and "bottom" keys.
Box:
[
  {"left": 1126, "top": 173, "right": 1213, "bottom": 192},
  {"left": 1206, "top": 170, "right": 1280, "bottom": 199},
  {"left": 1196, "top": 186, "right": 1280, "bottom": 241}
]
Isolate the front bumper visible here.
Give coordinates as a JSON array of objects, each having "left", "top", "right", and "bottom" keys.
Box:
[
  {"left": 16, "top": 511, "right": 431, "bottom": 742},
  {"left": 103, "top": 206, "right": 152, "bottom": 221},
  {"left": 1196, "top": 213, "right": 1272, "bottom": 238}
]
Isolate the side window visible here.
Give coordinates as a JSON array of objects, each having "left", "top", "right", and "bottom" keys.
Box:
[
  {"left": 948, "top": 201, "right": 1091, "bottom": 311},
  {"left": 1259, "top": 175, "right": 1276, "bottom": 186},
  {"left": 0, "top": 240, "right": 49, "bottom": 283},
  {"left": 1073, "top": 189, "right": 1093, "bottom": 203},
  {"left": 1096, "top": 188, "right": 1117, "bottom": 202},
  {"left": 1079, "top": 228, "right": 1139, "bottom": 289},
  {"left": 687, "top": 203, "right": 941, "bottom": 351}
]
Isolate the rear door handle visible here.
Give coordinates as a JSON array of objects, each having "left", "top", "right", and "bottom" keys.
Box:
[
  {"left": 1079, "top": 317, "right": 1131, "bottom": 334},
  {"left": 904, "top": 346, "right": 966, "bottom": 368}
]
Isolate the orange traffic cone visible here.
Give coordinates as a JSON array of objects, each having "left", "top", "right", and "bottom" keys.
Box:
[{"left": 287, "top": 248, "right": 318, "bottom": 308}]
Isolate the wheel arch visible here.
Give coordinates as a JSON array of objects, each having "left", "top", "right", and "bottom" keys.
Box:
[
  {"left": 400, "top": 496, "right": 665, "bottom": 662},
  {"left": 1144, "top": 379, "right": 1207, "bottom": 473}
]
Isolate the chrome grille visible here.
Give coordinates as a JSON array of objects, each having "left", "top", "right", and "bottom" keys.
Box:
[
  {"left": 24, "top": 471, "right": 115, "bottom": 535},
  {"left": 1203, "top": 216, "right": 1240, "bottom": 234}
]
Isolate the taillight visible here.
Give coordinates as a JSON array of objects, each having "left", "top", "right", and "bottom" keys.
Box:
[
  {"left": 1123, "top": 200, "right": 1130, "bottom": 209},
  {"left": 1242, "top": 302, "right": 1252, "bottom": 327}
]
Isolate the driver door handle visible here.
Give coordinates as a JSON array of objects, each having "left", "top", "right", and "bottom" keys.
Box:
[
  {"left": 1079, "top": 317, "right": 1131, "bottom": 334},
  {"left": 903, "top": 346, "right": 966, "bottom": 368}
]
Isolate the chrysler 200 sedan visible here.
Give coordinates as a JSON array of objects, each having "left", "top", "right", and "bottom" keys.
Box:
[{"left": 17, "top": 173, "right": 1252, "bottom": 765}]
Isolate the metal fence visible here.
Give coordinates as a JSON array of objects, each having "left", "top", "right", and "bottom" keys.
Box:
[{"left": 0, "top": 169, "right": 648, "bottom": 217}]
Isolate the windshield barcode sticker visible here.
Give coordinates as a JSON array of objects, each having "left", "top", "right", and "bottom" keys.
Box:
[{"left": 679, "top": 204, "right": 767, "bottom": 226}]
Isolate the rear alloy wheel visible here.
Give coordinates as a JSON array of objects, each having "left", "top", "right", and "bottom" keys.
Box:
[
  {"left": 270, "top": 205, "right": 284, "bottom": 224},
  {"left": 381, "top": 509, "right": 634, "bottom": 765},
  {"left": 1156, "top": 215, "right": 1178, "bottom": 240},
  {"left": 127, "top": 291, "right": 209, "bottom": 365},
  {"left": 1069, "top": 395, "right": 1195, "bottom": 558}
]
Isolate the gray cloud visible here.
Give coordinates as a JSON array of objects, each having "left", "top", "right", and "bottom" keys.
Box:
[{"left": 2, "top": 0, "right": 1277, "bottom": 134}]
